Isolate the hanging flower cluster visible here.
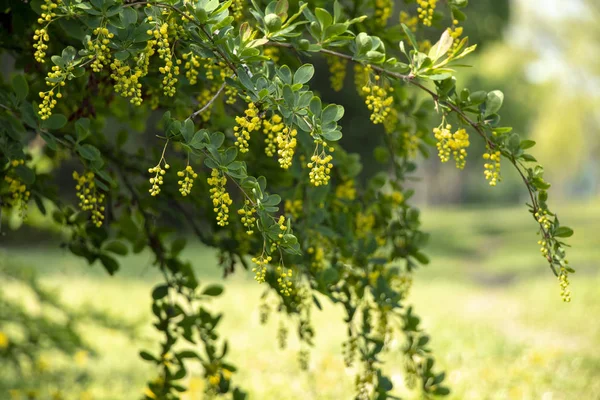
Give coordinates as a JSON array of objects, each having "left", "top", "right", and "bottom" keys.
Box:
[
  {"left": 33, "top": 0, "right": 61, "bottom": 63},
  {"left": 237, "top": 200, "right": 257, "bottom": 235},
  {"left": 362, "top": 72, "right": 394, "bottom": 125},
  {"left": 73, "top": 171, "right": 105, "bottom": 227},
  {"left": 177, "top": 165, "right": 197, "bottom": 196},
  {"left": 326, "top": 55, "right": 347, "bottom": 92},
  {"left": 308, "top": 140, "right": 334, "bottom": 186},
  {"left": 276, "top": 125, "right": 297, "bottom": 169},
  {"left": 262, "top": 114, "right": 284, "bottom": 157},
  {"left": 207, "top": 168, "right": 232, "bottom": 226},
  {"left": 87, "top": 27, "right": 114, "bottom": 72},
  {"left": 433, "top": 124, "right": 470, "bottom": 169},
  {"left": 154, "top": 22, "right": 180, "bottom": 97},
  {"left": 182, "top": 52, "right": 200, "bottom": 85},
  {"left": 4, "top": 160, "right": 30, "bottom": 218},
  {"left": 251, "top": 253, "right": 271, "bottom": 283},
  {"left": 483, "top": 148, "right": 501, "bottom": 186},
  {"left": 374, "top": 0, "right": 393, "bottom": 27},
  {"left": 234, "top": 101, "right": 262, "bottom": 153},
  {"left": 417, "top": 0, "right": 438, "bottom": 27}
]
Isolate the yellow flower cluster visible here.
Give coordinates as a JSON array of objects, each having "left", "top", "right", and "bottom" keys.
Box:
[
  {"left": 148, "top": 162, "right": 169, "bottom": 196},
  {"left": 354, "top": 64, "right": 368, "bottom": 96},
  {"left": 558, "top": 269, "right": 571, "bottom": 302},
  {"left": 419, "top": 39, "right": 432, "bottom": 53},
  {"left": 33, "top": 0, "right": 60, "bottom": 62},
  {"left": 383, "top": 107, "right": 398, "bottom": 134},
  {"left": 433, "top": 124, "right": 470, "bottom": 169},
  {"left": 154, "top": 23, "right": 179, "bottom": 96},
  {"left": 73, "top": 171, "right": 105, "bottom": 227},
  {"left": 537, "top": 239, "right": 549, "bottom": 258},
  {"left": 177, "top": 165, "right": 197, "bottom": 196},
  {"left": 0, "top": 331, "right": 8, "bottom": 349},
  {"left": 237, "top": 200, "right": 257, "bottom": 234},
  {"left": 264, "top": 47, "right": 279, "bottom": 63},
  {"left": 447, "top": 20, "right": 463, "bottom": 55},
  {"left": 230, "top": 0, "right": 244, "bottom": 22},
  {"left": 535, "top": 210, "right": 551, "bottom": 230},
  {"left": 4, "top": 160, "right": 30, "bottom": 217},
  {"left": 417, "top": 0, "right": 437, "bottom": 27},
  {"left": 182, "top": 52, "right": 200, "bottom": 85},
  {"left": 356, "top": 212, "right": 375, "bottom": 238},
  {"left": 196, "top": 88, "right": 215, "bottom": 122},
  {"left": 483, "top": 149, "right": 501, "bottom": 186},
  {"left": 234, "top": 102, "right": 262, "bottom": 153},
  {"left": 400, "top": 11, "right": 418, "bottom": 32},
  {"left": 307, "top": 245, "right": 325, "bottom": 271},
  {"left": 326, "top": 55, "right": 347, "bottom": 92},
  {"left": 38, "top": 89, "right": 58, "bottom": 120},
  {"left": 88, "top": 27, "right": 114, "bottom": 72},
  {"left": 374, "top": 0, "right": 393, "bottom": 27},
  {"left": 224, "top": 82, "right": 239, "bottom": 105},
  {"left": 38, "top": 65, "right": 68, "bottom": 119},
  {"left": 335, "top": 180, "right": 356, "bottom": 201},
  {"left": 262, "top": 114, "right": 284, "bottom": 156},
  {"left": 251, "top": 254, "right": 271, "bottom": 283},
  {"left": 362, "top": 74, "right": 394, "bottom": 125},
  {"left": 276, "top": 125, "right": 297, "bottom": 169},
  {"left": 402, "top": 131, "right": 419, "bottom": 158},
  {"left": 276, "top": 264, "right": 293, "bottom": 296},
  {"left": 207, "top": 169, "right": 232, "bottom": 226},
  {"left": 388, "top": 190, "right": 404, "bottom": 205},
  {"left": 308, "top": 140, "right": 334, "bottom": 186},
  {"left": 33, "top": 28, "right": 50, "bottom": 63},
  {"left": 277, "top": 215, "right": 289, "bottom": 239},
  {"left": 284, "top": 199, "right": 303, "bottom": 219},
  {"left": 38, "top": 0, "right": 60, "bottom": 24},
  {"left": 110, "top": 59, "right": 144, "bottom": 106}
]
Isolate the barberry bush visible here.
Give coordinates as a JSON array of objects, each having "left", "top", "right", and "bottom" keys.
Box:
[{"left": 0, "top": 0, "right": 575, "bottom": 398}]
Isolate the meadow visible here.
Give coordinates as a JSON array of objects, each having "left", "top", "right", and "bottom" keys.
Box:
[{"left": 2, "top": 202, "right": 599, "bottom": 400}]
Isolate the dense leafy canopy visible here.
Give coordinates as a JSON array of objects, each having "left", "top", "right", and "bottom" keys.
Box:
[{"left": 0, "top": 0, "right": 574, "bottom": 399}]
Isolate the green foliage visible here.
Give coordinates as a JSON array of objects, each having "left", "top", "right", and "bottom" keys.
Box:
[{"left": 0, "top": 0, "right": 574, "bottom": 399}]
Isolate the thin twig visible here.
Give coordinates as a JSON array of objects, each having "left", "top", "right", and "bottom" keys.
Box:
[{"left": 190, "top": 81, "right": 226, "bottom": 119}]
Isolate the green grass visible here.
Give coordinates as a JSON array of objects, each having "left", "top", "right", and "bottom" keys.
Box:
[{"left": 1, "top": 201, "right": 600, "bottom": 399}]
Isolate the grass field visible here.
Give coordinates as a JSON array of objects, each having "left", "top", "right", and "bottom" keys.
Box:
[{"left": 1, "top": 202, "right": 599, "bottom": 400}]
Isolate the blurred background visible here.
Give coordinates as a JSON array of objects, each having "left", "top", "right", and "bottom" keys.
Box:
[{"left": 1, "top": 0, "right": 599, "bottom": 399}]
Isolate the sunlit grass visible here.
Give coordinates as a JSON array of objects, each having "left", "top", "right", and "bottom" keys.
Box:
[{"left": 1, "top": 201, "right": 599, "bottom": 399}]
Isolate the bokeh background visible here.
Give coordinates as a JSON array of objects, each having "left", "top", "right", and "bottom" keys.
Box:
[{"left": 1, "top": 0, "right": 599, "bottom": 399}]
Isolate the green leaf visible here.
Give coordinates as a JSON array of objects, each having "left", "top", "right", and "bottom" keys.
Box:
[
  {"left": 75, "top": 118, "right": 91, "bottom": 142},
  {"left": 314, "top": 7, "right": 332, "bottom": 29},
  {"left": 15, "top": 165, "right": 35, "bottom": 185},
  {"left": 322, "top": 130, "right": 342, "bottom": 141},
  {"left": 152, "top": 284, "right": 169, "bottom": 300},
  {"left": 484, "top": 90, "right": 504, "bottom": 117},
  {"left": 293, "top": 64, "right": 314, "bottom": 85},
  {"left": 322, "top": 268, "right": 339, "bottom": 284},
  {"left": 555, "top": 226, "right": 574, "bottom": 238},
  {"left": 401, "top": 23, "right": 419, "bottom": 50},
  {"left": 103, "top": 240, "right": 128, "bottom": 256},
  {"left": 44, "top": 114, "right": 67, "bottom": 130},
  {"left": 171, "top": 237, "right": 187, "bottom": 256},
  {"left": 61, "top": 46, "right": 77, "bottom": 63},
  {"left": 77, "top": 144, "right": 102, "bottom": 161},
  {"left": 428, "top": 30, "right": 453, "bottom": 63},
  {"left": 520, "top": 140, "right": 536, "bottom": 150},
  {"left": 139, "top": 351, "right": 157, "bottom": 362},
  {"left": 12, "top": 75, "right": 28, "bottom": 102},
  {"left": 202, "top": 284, "right": 224, "bottom": 296},
  {"left": 40, "top": 132, "right": 58, "bottom": 150},
  {"left": 99, "top": 254, "right": 119, "bottom": 275},
  {"left": 321, "top": 104, "right": 344, "bottom": 123}
]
